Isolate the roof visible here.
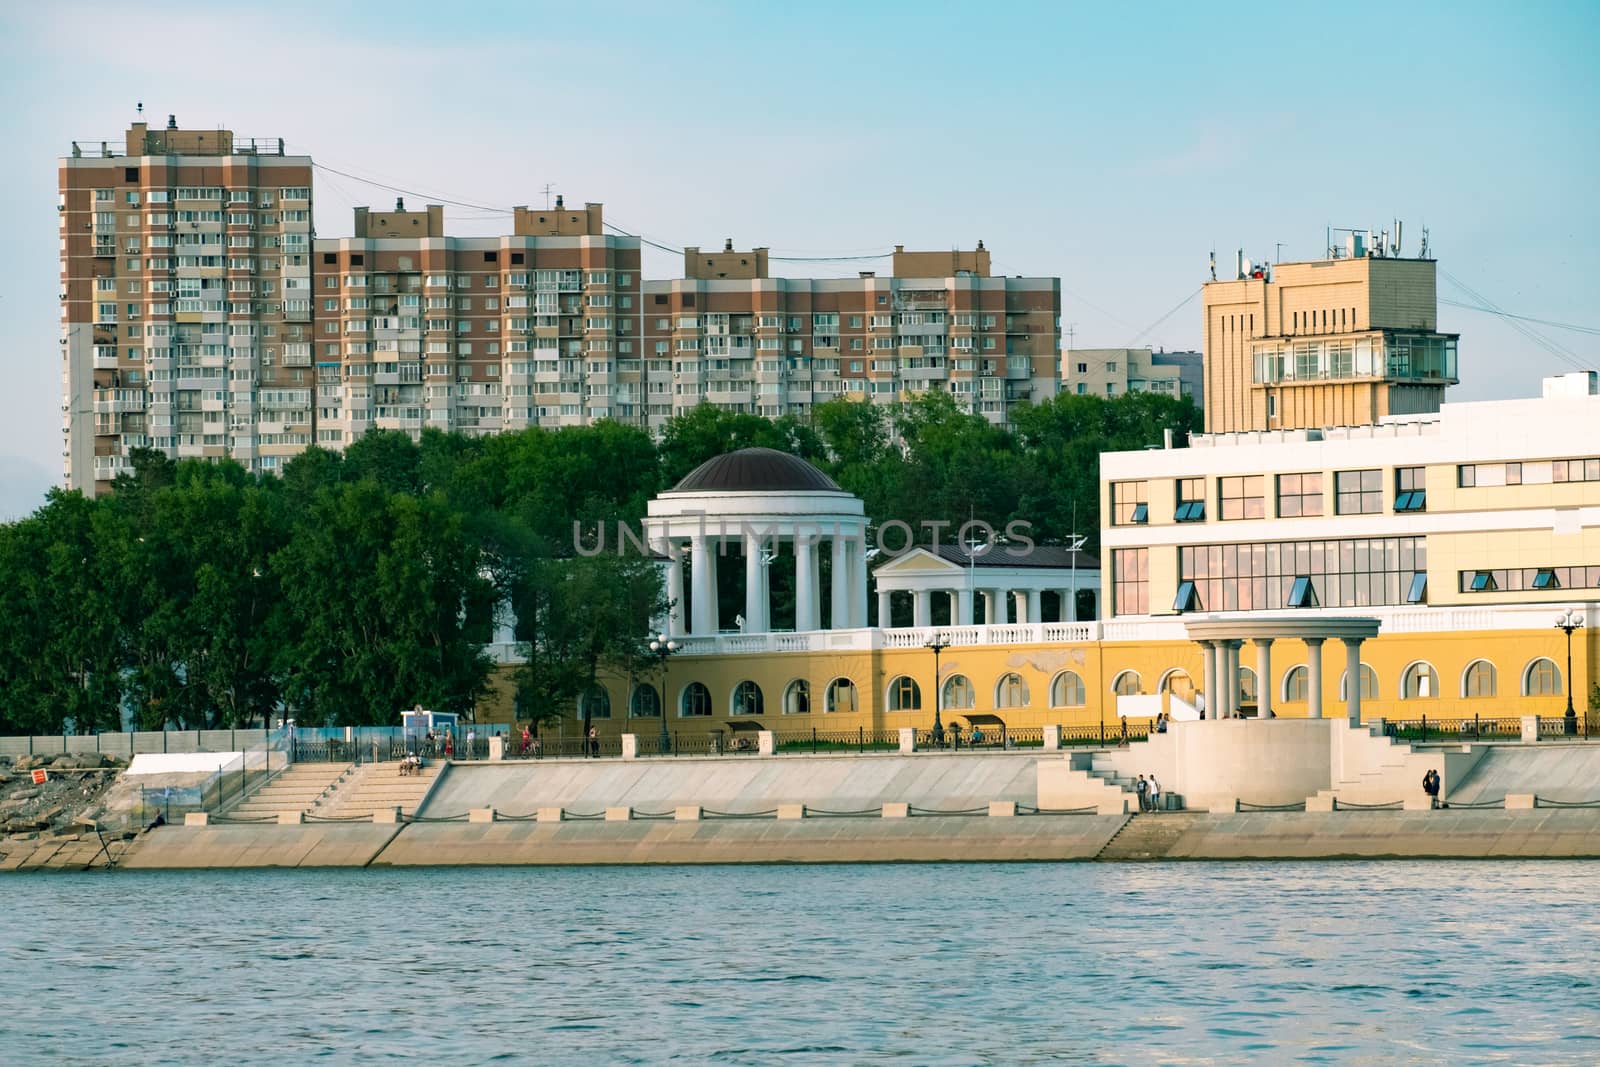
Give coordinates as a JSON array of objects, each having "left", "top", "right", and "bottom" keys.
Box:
[
  {"left": 930, "top": 544, "right": 1100, "bottom": 571},
  {"left": 667, "top": 447, "right": 841, "bottom": 494}
]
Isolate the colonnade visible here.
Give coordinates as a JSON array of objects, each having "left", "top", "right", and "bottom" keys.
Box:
[
  {"left": 1189, "top": 619, "right": 1380, "bottom": 723},
  {"left": 665, "top": 531, "right": 869, "bottom": 636},
  {"left": 875, "top": 587, "right": 1098, "bottom": 628}
]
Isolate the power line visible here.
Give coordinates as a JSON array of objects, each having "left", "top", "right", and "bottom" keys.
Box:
[
  {"left": 1439, "top": 299, "right": 1600, "bottom": 336},
  {"left": 1439, "top": 269, "right": 1592, "bottom": 375},
  {"left": 1122, "top": 287, "right": 1201, "bottom": 348}
]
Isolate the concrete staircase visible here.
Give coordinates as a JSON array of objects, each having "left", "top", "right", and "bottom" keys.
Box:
[
  {"left": 1314, "top": 722, "right": 1431, "bottom": 806},
  {"left": 312, "top": 760, "right": 444, "bottom": 819},
  {"left": 224, "top": 763, "right": 354, "bottom": 819},
  {"left": 1095, "top": 812, "right": 1203, "bottom": 861},
  {"left": 1037, "top": 752, "right": 1135, "bottom": 814}
]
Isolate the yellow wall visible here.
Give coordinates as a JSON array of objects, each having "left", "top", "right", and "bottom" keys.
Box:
[{"left": 477, "top": 627, "right": 1593, "bottom": 737}]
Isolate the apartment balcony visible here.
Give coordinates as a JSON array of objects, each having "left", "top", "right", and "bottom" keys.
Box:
[
  {"left": 93, "top": 394, "right": 145, "bottom": 415},
  {"left": 93, "top": 352, "right": 120, "bottom": 371}
]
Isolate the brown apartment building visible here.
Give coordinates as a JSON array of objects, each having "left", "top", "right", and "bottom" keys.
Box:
[
  {"left": 59, "top": 118, "right": 314, "bottom": 491},
  {"left": 60, "top": 121, "right": 1060, "bottom": 493},
  {"left": 1202, "top": 245, "right": 1458, "bottom": 434}
]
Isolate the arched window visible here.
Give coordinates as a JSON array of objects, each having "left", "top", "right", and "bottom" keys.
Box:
[
  {"left": 1401, "top": 662, "right": 1438, "bottom": 699},
  {"left": 1159, "top": 669, "right": 1196, "bottom": 700},
  {"left": 1462, "top": 660, "right": 1497, "bottom": 698},
  {"left": 680, "top": 681, "right": 712, "bottom": 717},
  {"left": 732, "top": 680, "right": 764, "bottom": 717},
  {"left": 995, "top": 673, "right": 1030, "bottom": 708},
  {"left": 1238, "top": 667, "right": 1258, "bottom": 707},
  {"left": 1283, "top": 665, "right": 1310, "bottom": 703},
  {"left": 824, "top": 677, "right": 857, "bottom": 714},
  {"left": 942, "top": 674, "right": 975, "bottom": 710},
  {"left": 630, "top": 683, "right": 661, "bottom": 718},
  {"left": 1112, "top": 670, "right": 1142, "bottom": 696},
  {"left": 580, "top": 686, "right": 611, "bottom": 719},
  {"left": 783, "top": 679, "right": 810, "bottom": 715},
  {"left": 1523, "top": 657, "right": 1563, "bottom": 697},
  {"left": 888, "top": 676, "right": 921, "bottom": 711},
  {"left": 1338, "top": 665, "right": 1378, "bottom": 702},
  {"left": 1050, "top": 671, "right": 1086, "bottom": 708}
]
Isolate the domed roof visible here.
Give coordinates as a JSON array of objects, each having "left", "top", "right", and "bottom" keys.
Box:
[{"left": 668, "top": 447, "right": 842, "bottom": 494}]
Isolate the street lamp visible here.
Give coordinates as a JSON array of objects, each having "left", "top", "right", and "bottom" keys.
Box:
[
  {"left": 926, "top": 629, "right": 949, "bottom": 747},
  {"left": 1556, "top": 609, "right": 1585, "bottom": 735},
  {"left": 649, "top": 632, "right": 679, "bottom": 753}
]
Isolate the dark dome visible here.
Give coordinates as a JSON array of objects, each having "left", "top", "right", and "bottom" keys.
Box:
[{"left": 668, "top": 447, "right": 841, "bottom": 494}]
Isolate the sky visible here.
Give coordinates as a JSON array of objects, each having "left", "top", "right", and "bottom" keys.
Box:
[{"left": 1, "top": 0, "right": 1596, "bottom": 519}]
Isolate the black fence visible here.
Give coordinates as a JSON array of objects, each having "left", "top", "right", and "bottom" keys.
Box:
[{"left": 1382, "top": 713, "right": 1593, "bottom": 742}]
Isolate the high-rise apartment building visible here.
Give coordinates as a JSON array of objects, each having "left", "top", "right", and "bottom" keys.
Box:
[
  {"left": 642, "top": 242, "right": 1059, "bottom": 429},
  {"left": 1061, "top": 347, "right": 1202, "bottom": 403},
  {"left": 59, "top": 119, "right": 314, "bottom": 491},
  {"left": 1201, "top": 243, "right": 1458, "bottom": 434},
  {"left": 60, "top": 120, "right": 1061, "bottom": 491},
  {"left": 311, "top": 198, "right": 641, "bottom": 442}
]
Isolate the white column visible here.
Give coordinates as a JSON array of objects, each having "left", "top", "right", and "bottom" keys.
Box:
[
  {"left": 743, "top": 531, "right": 766, "bottom": 633},
  {"left": 1306, "top": 637, "right": 1325, "bottom": 719},
  {"left": 1255, "top": 638, "right": 1274, "bottom": 718},
  {"left": 877, "top": 590, "right": 892, "bottom": 629},
  {"left": 851, "top": 536, "right": 869, "bottom": 627},
  {"left": 1200, "top": 640, "right": 1216, "bottom": 719},
  {"left": 1026, "top": 589, "right": 1042, "bottom": 626},
  {"left": 913, "top": 590, "right": 931, "bottom": 627},
  {"left": 1217, "top": 641, "right": 1235, "bottom": 718},
  {"left": 795, "top": 538, "right": 817, "bottom": 632},
  {"left": 1012, "top": 590, "right": 1027, "bottom": 623},
  {"left": 1345, "top": 638, "right": 1364, "bottom": 725},
  {"left": 691, "top": 535, "right": 714, "bottom": 635},
  {"left": 830, "top": 535, "right": 849, "bottom": 630},
  {"left": 957, "top": 588, "right": 974, "bottom": 626},
  {"left": 983, "top": 590, "right": 998, "bottom": 625},
  {"left": 667, "top": 553, "right": 685, "bottom": 636}
]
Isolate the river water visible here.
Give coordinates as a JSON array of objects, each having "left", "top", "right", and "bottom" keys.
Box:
[{"left": 2, "top": 861, "right": 1596, "bottom": 1065}]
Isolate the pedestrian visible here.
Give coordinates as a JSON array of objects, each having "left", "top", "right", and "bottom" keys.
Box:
[
  {"left": 444, "top": 732, "right": 454, "bottom": 758},
  {"left": 1423, "top": 769, "right": 1441, "bottom": 809},
  {"left": 1148, "top": 775, "right": 1162, "bottom": 813},
  {"left": 588, "top": 725, "right": 599, "bottom": 758},
  {"left": 466, "top": 727, "right": 476, "bottom": 759},
  {"left": 521, "top": 724, "right": 532, "bottom": 758},
  {"left": 1135, "top": 774, "right": 1149, "bottom": 812}
]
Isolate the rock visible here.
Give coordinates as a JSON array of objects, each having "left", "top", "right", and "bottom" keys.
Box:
[
  {"left": 14, "top": 756, "right": 46, "bottom": 772},
  {"left": 2, "top": 820, "right": 47, "bottom": 834}
]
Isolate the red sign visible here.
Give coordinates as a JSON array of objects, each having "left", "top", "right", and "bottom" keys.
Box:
[{"left": 31, "top": 769, "right": 47, "bottom": 784}]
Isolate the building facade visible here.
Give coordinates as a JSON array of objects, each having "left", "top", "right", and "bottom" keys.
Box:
[
  {"left": 1202, "top": 249, "right": 1458, "bottom": 435},
  {"left": 59, "top": 119, "right": 314, "bottom": 490},
  {"left": 1061, "top": 347, "right": 1201, "bottom": 402}
]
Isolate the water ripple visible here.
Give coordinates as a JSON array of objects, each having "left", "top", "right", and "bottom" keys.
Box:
[{"left": 0, "top": 861, "right": 1597, "bottom": 1065}]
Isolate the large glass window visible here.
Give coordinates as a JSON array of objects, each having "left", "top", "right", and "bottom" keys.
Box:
[
  {"left": 1112, "top": 548, "right": 1149, "bottom": 616},
  {"left": 996, "top": 674, "right": 1030, "bottom": 708},
  {"left": 1524, "top": 658, "right": 1562, "bottom": 697},
  {"left": 1462, "top": 661, "right": 1497, "bottom": 698},
  {"left": 1460, "top": 565, "right": 1600, "bottom": 594},
  {"left": 1112, "top": 481, "right": 1148, "bottom": 526},
  {"left": 942, "top": 675, "right": 975, "bottom": 710},
  {"left": 887, "top": 676, "right": 921, "bottom": 712},
  {"left": 824, "top": 678, "right": 857, "bottom": 713},
  {"left": 1219, "top": 475, "right": 1265, "bottom": 520},
  {"left": 732, "top": 680, "right": 764, "bottom": 716},
  {"left": 1276, "top": 473, "right": 1323, "bottom": 517},
  {"left": 1050, "top": 671, "right": 1086, "bottom": 708},
  {"left": 1335, "top": 469, "right": 1382, "bottom": 515},
  {"left": 1180, "top": 537, "right": 1424, "bottom": 612}
]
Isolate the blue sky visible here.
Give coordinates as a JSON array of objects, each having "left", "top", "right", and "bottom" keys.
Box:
[{"left": 1, "top": 0, "right": 1596, "bottom": 518}]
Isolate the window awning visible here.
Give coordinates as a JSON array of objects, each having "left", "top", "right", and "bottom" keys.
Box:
[
  {"left": 953, "top": 713, "right": 1007, "bottom": 727},
  {"left": 724, "top": 719, "right": 766, "bottom": 732}
]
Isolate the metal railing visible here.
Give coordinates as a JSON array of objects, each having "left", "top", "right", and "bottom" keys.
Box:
[{"left": 1382, "top": 713, "right": 1592, "bottom": 742}]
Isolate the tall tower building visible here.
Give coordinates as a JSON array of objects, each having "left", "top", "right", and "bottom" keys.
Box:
[
  {"left": 312, "top": 197, "right": 641, "bottom": 442},
  {"left": 1201, "top": 238, "right": 1458, "bottom": 434},
  {"left": 59, "top": 118, "right": 314, "bottom": 491}
]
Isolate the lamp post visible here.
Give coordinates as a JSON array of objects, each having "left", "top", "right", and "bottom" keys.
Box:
[
  {"left": 648, "top": 632, "right": 678, "bottom": 753},
  {"left": 1556, "top": 609, "right": 1585, "bottom": 735},
  {"left": 926, "top": 630, "right": 949, "bottom": 747}
]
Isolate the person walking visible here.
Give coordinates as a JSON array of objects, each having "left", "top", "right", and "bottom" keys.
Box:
[
  {"left": 1135, "top": 774, "right": 1149, "bottom": 812},
  {"left": 1148, "top": 775, "right": 1162, "bottom": 813},
  {"left": 466, "top": 727, "right": 476, "bottom": 759},
  {"left": 587, "top": 725, "right": 599, "bottom": 758}
]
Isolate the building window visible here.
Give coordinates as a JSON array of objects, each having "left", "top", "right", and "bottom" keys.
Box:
[
  {"left": 942, "top": 675, "right": 975, "bottom": 710},
  {"left": 824, "top": 677, "right": 857, "bottom": 713},
  {"left": 630, "top": 684, "right": 661, "bottom": 718},
  {"left": 1339, "top": 665, "right": 1379, "bottom": 702},
  {"left": 1460, "top": 566, "right": 1599, "bottom": 593},
  {"left": 1076, "top": 362, "right": 1087, "bottom": 373},
  {"left": 1180, "top": 536, "right": 1425, "bottom": 612},
  {"left": 1505, "top": 462, "right": 1522, "bottom": 485},
  {"left": 580, "top": 686, "right": 611, "bottom": 720},
  {"left": 1468, "top": 571, "right": 1497, "bottom": 592},
  {"left": 1276, "top": 473, "right": 1323, "bottom": 517},
  {"left": 1218, "top": 475, "right": 1265, "bottom": 520},
  {"left": 1523, "top": 658, "right": 1562, "bottom": 696},
  {"left": 995, "top": 674, "right": 1030, "bottom": 709},
  {"left": 1462, "top": 661, "right": 1497, "bottom": 699},
  {"left": 1552, "top": 457, "right": 1600, "bottom": 483},
  {"left": 1112, "top": 548, "right": 1149, "bottom": 616},
  {"left": 1175, "top": 478, "right": 1205, "bottom": 522},
  {"left": 1050, "top": 671, "right": 1086, "bottom": 708},
  {"left": 1287, "top": 576, "right": 1319, "bottom": 608},
  {"left": 1394, "top": 466, "right": 1426, "bottom": 511},
  {"left": 680, "top": 682, "right": 712, "bottom": 717},
  {"left": 1111, "top": 671, "right": 1142, "bottom": 696},
  {"left": 1173, "top": 581, "right": 1200, "bottom": 612},
  {"left": 1112, "top": 481, "right": 1148, "bottom": 526},
  {"left": 887, "top": 676, "right": 921, "bottom": 712},
  {"left": 1335, "top": 469, "right": 1382, "bottom": 514},
  {"left": 1406, "top": 572, "right": 1428, "bottom": 603},
  {"left": 1458, "top": 464, "right": 1477, "bottom": 488},
  {"left": 732, "top": 680, "right": 764, "bottom": 716},
  {"left": 1401, "top": 662, "right": 1438, "bottom": 699},
  {"left": 1283, "top": 665, "right": 1310, "bottom": 703},
  {"left": 783, "top": 680, "right": 810, "bottom": 715}
]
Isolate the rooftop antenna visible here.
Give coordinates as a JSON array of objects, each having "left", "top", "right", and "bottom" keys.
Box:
[
  {"left": 1066, "top": 323, "right": 1077, "bottom": 349},
  {"left": 136, "top": 101, "right": 143, "bottom": 115},
  {"left": 1394, "top": 220, "right": 1403, "bottom": 256},
  {"left": 541, "top": 183, "right": 555, "bottom": 210},
  {"left": 1275, "top": 242, "right": 1285, "bottom": 263},
  {"left": 1208, "top": 250, "right": 1216, "bottom": 281},
  {"left": 1419, "top": 225, "right": 1431, "bottom": 259}
]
